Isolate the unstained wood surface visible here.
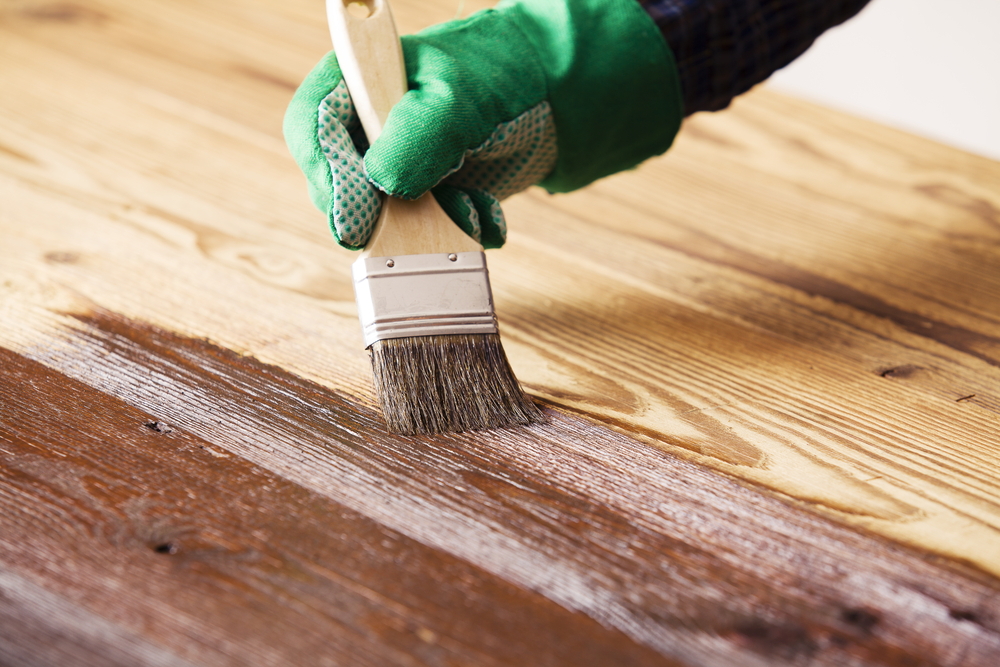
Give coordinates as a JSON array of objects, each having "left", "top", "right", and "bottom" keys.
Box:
[{"left": 1, "top": 0, "right": 999, "bottom": 665}]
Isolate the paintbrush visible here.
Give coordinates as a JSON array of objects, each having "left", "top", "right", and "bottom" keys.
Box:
[{"left": 327, "top": 0, "right": 545, "bottom": 434}]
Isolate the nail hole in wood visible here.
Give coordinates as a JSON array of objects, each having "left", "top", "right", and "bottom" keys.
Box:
[
  {"left": 841, "top": 608, "right": 880, "bottom": 633},
  {"left": 153, "top": 542, "right": 178, "bottom": 555},
  {"left": 949, "top": 609, "right": 979, "bottom": 623}
]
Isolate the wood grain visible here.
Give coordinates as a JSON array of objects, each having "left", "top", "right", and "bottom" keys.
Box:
[
  {"left": 2, "top": 0, "right": 1000, "bottom": 663},
  {"left": 4, "top": 314, "right": 1000, "bottom": 666},
  {"left": 0, "top": 338, "right": 669, "bottom": 667}
]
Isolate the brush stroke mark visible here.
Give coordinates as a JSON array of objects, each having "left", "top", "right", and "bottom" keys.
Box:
[
  {"left": 0, "top": 345, "right": 667, "bottom": 667},
  {"left": 7, "top": 309, "right": 1000, "bottom": 665}
]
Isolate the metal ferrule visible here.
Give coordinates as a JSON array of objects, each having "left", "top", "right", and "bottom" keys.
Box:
[{"left": 352, "top": 251, "right": 498, "bottom": 348}]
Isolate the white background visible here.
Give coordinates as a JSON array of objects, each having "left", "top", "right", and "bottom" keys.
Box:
[{"left": 767, "top": 0, "right": 1000, "bottom": 161}]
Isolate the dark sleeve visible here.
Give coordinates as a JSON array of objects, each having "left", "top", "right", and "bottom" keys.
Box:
[{"left": 637, "top": 0, "right": 873, "bottom": 115}]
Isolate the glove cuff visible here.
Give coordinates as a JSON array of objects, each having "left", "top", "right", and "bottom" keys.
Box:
[{"left": 500, "top": 0, "right": 683, "bottom": 192}]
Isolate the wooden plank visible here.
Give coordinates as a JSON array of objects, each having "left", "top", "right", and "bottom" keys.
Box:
[
  {"left": 2, "top": 0, "right": 1000, "bottom": 662},
  {"left": 1, "top": 341, "right": 668, "bottom": 667},
  {"left": 3, "top": 317, "right": 1000, "bottom": 666},
  {"left": 3, "top": 0, "right": 997, "bottom": 570}
]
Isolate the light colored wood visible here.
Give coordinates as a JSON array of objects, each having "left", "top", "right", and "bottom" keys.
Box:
[
  {"left": 327, "top": 0, "right": 484, "bottom": 258},
  {"left": 2, "top": 1, "right": 1000, "bottom": 661}
]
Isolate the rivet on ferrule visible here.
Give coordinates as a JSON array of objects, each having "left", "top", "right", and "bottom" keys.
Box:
[{"left": 352, "top": 251, "right": 498, "bottom": 348}]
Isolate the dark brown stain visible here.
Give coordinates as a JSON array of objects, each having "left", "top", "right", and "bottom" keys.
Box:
[
  {"left": 727, "top": 612, "right": 939, "bottom": 667},
  {"left": 0, "top": 342, "right": 670, "bottom": 667},
  {"left": 5, "top": 309, "right": 1000, "bottom": 665}
]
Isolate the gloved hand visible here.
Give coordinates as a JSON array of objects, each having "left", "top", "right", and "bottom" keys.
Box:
[{"left": 283, "top": 0, "right": 683, "bottom": 250}]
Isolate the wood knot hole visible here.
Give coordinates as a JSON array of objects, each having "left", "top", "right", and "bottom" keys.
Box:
[
  {"left": 145, "top": 421, "right": 173, "bottom": 434},
  {"left": 878, "top": 365, "right": 919, "bottom": 380},
  {"left": 949, "top": 609, "right": 979, "bottom": 623}
]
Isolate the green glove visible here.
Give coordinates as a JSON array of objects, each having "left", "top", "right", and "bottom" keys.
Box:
[{"left": 284, "top": 0, "right": 683, "bottom": 250}]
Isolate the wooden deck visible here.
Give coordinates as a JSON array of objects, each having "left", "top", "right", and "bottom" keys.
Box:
[{"left": 2, "top": 0, "right": 999, "bottom": 665}]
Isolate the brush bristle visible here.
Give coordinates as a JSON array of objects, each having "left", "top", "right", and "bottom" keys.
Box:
[{"left": 368, "top": 333, "right": 546, "bottom": 434}]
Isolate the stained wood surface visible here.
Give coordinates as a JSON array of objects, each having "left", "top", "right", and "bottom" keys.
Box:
[{"left": 1, "top": 0, "right": 999, "bottom": 665}]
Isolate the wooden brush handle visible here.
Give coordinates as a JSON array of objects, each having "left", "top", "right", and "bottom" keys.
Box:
[{"left": 327, "top": 0, "right": 483, "bottom": 257}]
